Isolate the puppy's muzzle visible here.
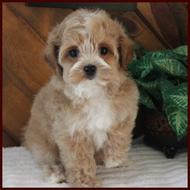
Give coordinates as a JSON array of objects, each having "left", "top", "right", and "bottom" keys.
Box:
[{"left": 83, "top": 64, "right": 96, "bottom": 79}]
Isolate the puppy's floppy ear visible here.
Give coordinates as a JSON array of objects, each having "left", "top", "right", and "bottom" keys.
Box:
[
  {"left": 44, "top": 24, "right": 63, "bottom": 77},
  {"left": 118, "top": 34, "right": 134, "bottom": 70}
]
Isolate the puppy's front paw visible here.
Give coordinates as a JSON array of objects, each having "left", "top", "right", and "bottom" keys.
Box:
[
  {"left": 48, "top": 172, "right": 66, "bottom": 184},
  {"left": 66, "top": 170, "right": 101, "bottom": 187},
  {"left": 44, "top": 164, "right": 66, "bottom": 184},
  {"left": 78, "top": 176, "right": 101, "bottom": 187},
  {"left": 105, "top": 157, "right": 131, "bottom": 168},
  {"left": 105, "top": 159, "right": 123, "bottom": 168}
]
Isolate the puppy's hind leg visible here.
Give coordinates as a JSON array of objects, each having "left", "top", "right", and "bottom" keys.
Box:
[{"left": 23, "top": 120, "right": 65, "bottom": 184}]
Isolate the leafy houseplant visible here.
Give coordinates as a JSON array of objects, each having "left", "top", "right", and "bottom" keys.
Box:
[{"left": 129, "top": 45, "right": 188, "bottom": 158}]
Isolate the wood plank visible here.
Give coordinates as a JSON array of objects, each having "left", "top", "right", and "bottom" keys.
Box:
[
  {"left": 167, "top": 3, "right": 187, "bottom": 44},
  {"left": 121, "top": 11, "right": 165, "bottom": 51},
  {"left": 102, "top": 7, "right": 166, "bottom": 50},
  {"left": 6, "top": 2, "right": 166, "bottom": 51},
  {"left": 3, "top": 130, "right": 19, "bottom": 147},
  {"left": 137, "top": 2, "right": 171, "bottom": 48},
  {"left": 3, "top": 4, "right": 53, "bottom": 95},
  {"left": 3, "top": 4, "right": 53, "bottom": 143},
  {"left": 150, "top": 3, "right": 180, "bottom": 48},
  {"left": 6, "top": 2, "right": 73, "bottom": 41},
  {"left": 27, "top": 2, "right": 137, "bottom": 11},
  {"left": 3, "top": 75, "right": 32, "bottom": 142}
]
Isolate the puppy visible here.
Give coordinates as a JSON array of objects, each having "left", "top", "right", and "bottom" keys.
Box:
[{"left": 23, "top": 9, "right": 139, "bottom": 187}]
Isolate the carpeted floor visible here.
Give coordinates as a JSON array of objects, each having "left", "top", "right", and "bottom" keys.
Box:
[{"left": 3, "top": 138, "right": 187, "bottom": 187}]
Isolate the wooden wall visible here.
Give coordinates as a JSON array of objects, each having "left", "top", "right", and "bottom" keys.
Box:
[{"left": 3, "top": 3, "right": 187, "bottom": 146}]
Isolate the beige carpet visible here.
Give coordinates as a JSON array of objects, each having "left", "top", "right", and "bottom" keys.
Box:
[{"left": 3, "top": 139, "right": 187, "bottom": 187}]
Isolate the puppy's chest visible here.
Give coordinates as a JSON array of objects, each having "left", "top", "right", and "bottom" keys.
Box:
[
  {"left": 85, "top": 98, "right": 114, "bottom": 130},
  {"left": 71, "top": 97, "right": 114, "bottom": 149}
]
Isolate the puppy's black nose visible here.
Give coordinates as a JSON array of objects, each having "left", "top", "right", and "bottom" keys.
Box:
[{"left": 83, "top": 64, "right": 96, "bottom": 79}]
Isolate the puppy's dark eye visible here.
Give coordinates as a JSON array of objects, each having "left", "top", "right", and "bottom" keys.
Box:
[
  {"left": 68, "top": 48, "right": 79, "bottom": 58},
  {"left": 100, "top": 47, "right": 108, "bottom": 55}
]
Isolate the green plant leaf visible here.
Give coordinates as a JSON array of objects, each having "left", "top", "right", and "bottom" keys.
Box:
[
  {"left": 169, "top": 95, "right": 188, "bottom": 110},
  {"left": 129, "top": 46, "right": 188, "bottom": 139},
  {"left": 136, "top": 79, "right": 160, "bottom": 90},
  {"left": 130, "top": 46, "right": 187, "bottom": 79},
  {"left": 128, "top": 60, "right": 142, "bottom": 78},
  {"left": 160, "top": 79, "right": 175, "bottom": 101},
  {"left": 129, "top": 54, "right": 154, "bottom": 79},
  {"left": 153, "top": 58, "right": 187, "bottom": 77},
  {"left": 173, "top": 45, "right": 187, "bottom": 56},
  {"left": 168, "top": 83, "right": 188, "bottom": 111},
  {"left": 140, "top": 55, "right": 154, "bottom": 78},
  {"left": 161, "top": 81, "right": 187, "bottom": 110},
  {"left": 138, "top": 87, "right": 156, "bottom": 109},
  {"left": 165, "top": 105, "right": 187, "bottom": 140},
  {"left": 161, "top": 81, "right": 188, "bottom": 139},
  {"left": 137, "top": 79, "right": 162, "bottom": 100}
]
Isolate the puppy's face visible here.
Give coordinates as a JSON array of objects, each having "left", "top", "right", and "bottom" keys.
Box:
[{"left": 45, "top": 9, "right": 133, "bottom": 90}]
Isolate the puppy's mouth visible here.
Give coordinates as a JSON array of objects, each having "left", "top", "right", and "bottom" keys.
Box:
[{"left": 86, "top": 75, "right": 95, "bottom": 80}]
